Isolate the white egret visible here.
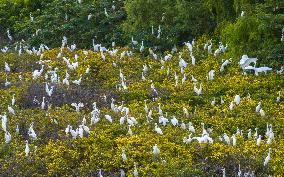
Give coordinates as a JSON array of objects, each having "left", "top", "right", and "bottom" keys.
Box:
[
  {"left": 263, "top": 148, "right": 271, "bottom": 166},
  {"left": 153, "top": 144, "right": 160, "bottom": 155}
]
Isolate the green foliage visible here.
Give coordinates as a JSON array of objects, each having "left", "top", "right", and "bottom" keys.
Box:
[
  {"left": 123, "top": 0, "right": 215, "bottom": 50},
  {"left": 10, "top": 0, "right": 126, "bottom": 48},
  {"left": 220, "top": 2, "right": 284, "bottom": 66},
  {"left": 0, "top": 40, "right": 283, "bottom": 175}
]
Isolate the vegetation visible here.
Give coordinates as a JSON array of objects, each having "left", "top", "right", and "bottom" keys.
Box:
[{"left": 0, "top": 0, "right": 283, "bottom": 176}]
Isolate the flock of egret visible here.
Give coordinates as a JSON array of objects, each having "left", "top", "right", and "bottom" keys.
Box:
[{"left": 0, "top": 4, "right": 283, "bottom": 176}]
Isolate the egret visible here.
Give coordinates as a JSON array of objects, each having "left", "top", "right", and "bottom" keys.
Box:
[
  {"left": 276, "top": 91, "right": 281, "bottom": 103},
  {"left": 4, "top": 62, "right": 10, "bottom": 72},
  {"left": 181, "top": 121, "right": 186, "bottom": 130},
  {"left": 191, "top": 53, "right": 196, "bottom": 66},
  {"left": 256, "top": 102, "right": 261, "bottom": 113},
  {"left": 235, "top": 95, "right": 241, "bottom": 105},
  {"left": 121, "top": 149, "right": 127, "bottom": 161},
  {"left": 133, "top": 163, "right": 138, "bottom": 177},
  {"left": 154, "top": 123, "right": 163, "bottom": 135},
  {"left": 131, "top": 37, "right": 138, "bottom": 46},
  {"left": 71, "top": 102, "right": 84, "bottom": 112},
  {"left": 256, "top": 135, "right": 261, "bottom": 146},
  {"left": 28, "top": 122, "right": 37, "bottom": 140},
  {"left": 45, "top": 83, "right": 54, "bottom": 97},
  {"left": 8, "top": 106, "right": 15, "bottom": 115},
  {"left": 239, "top": 55, "right": 257, "bottom": 70},
  {"left": 153, "top": 144, "right": 160, "bottom": 155},
  {"left": 183, "top": 107, "right": 189, "bottom": 118},
  {"left": 179, "top": 55, "right": 188, "bottom": 68},
  {"left": 232, "top": 134, "right": 236, "bottom": 146},
  {"left": 159, "top": 116, "right": 168, "bottom": 126},
  {"left": 1, "top": 113, "right": 7, "bottom": 132},
  {"left": 15, "top": 124, "right": 19, "bottom": 134},
  {"left": 87, "top": 13, "right": 92, "bottom": 20},
  {"left": 41, "top": 97, "right": 45, "bottom": 110},
  {"left": 99, "top": 169, "right": 103, "bottom": 177},
  {"left": 5, "top": 131, "right": 11, "bottom": 143},
  {"left": 183, "top": 133, "right": 192, "bottom": 144},
  {"left": 78, "top": 125, "right": 83, "bottom": 138},
  {"left": 32, "top": 65, "right": 44, "bottom": 80},
  {"left": 5, "top": 77, "right": 11, "bottom": 87},
  {"left": 193, "top": 83, "right": 202, "bottom": 96},
  {"left": 222, "top": 168, "right": 226, "bottom": 177},
  {"left": 263, "top": 148, "right": 271, "bottom": 166},
  {"left": 72, "top": 75, "right": 82, "bottom": 85},
  {"left": 7, "top": 29, "right": 12, "bottom": 41},
  {"left": 223, "top": 133, "right": 230, "bottom": 145},
  {"left": 25, "top": 140, "right": 30, "bottom": 156},
  {"left": 208, "top": 70, "right": 215, "bottom": 80},
  {"left": 191, "top": 75, "right": 197, "bottom": 82},
  {"left": 247, "top": 129, "right": 251, "bottom": 139},
  {"left": 120, "top": 169, "right": 126, "bottom": 177},
  {"left": 220, "top": 96, "right": 224, "bottom": 105},
  {"left": 188, "top": 122, "right": 195, "bottom": 133},
  {"left": 181, "top": 74, "right": 186, "bottom": 84},
  {"left": 170, "top": 116, "right": 178, "bottom": 126},
  {"left": 104, "top": 8, "right": 109, "bottom": 17},
  {"left": 70, "top": 127, "right": 78, "bottom": 139},
  {"left": 11, "top": 94, "right": 15, "bottom": 106},
  {"left": 229, "top": 101, "right": 234, "bottom": 111},
  {"left": 260, "top": 109, "right": 265, "bottom": 117},
  {"left": 211, "top": 97, "right": 216, "bottom": 106},
  {"left": 65, "top": 125, "right": 70, "bottom": 135},
  {"left": 140, "top": 41, "right": 144, "bottom": 53},
  {"left": 105, "top": 115, "right": 112, "bottom": 123},
  {"left": 220, "top": 59, "right": 231, "bottom": 72}
]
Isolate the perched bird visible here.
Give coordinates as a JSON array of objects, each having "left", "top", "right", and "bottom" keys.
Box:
[
  {"left": 152, "top": 144, "right": 160, "bottom": 155},
  {"left": 4, "top": 62, "right": 10, "bottom": 72},
  {"left": 247, "top": 129, "right": 251, "bottom": 139},
  {"left": 256, "top": 102, "right": 261, "bottom": 113},
  {"left": 32, "top": 65, "right": 44, "bottom": 80},
  {"left": 71, "top": 102, "right": 84, "bottom": 112},
  {"left": 208, "top": 70, "right": 215, "bottom": 80},
  {"left": 276, "top": 91, "right": 281, "bottom": 103},
  {"left": 256, "top": 135, "right": 261, "bottom": 146},
  {"left": 193, "top": 83, "right": 202, "bottom": 96},
  {"left": 220, "top": 58, "right": 231, "bottom": 72},
  {"left": 105, "top": 115, "right": 112, "bottom": 123},
  {"left": 87, "top": 13, "right": 92, "bottom": 20},
  {"left": 191, "top": 75, "right": 197, "bottom": 82},
  {"left": 11, "top": 94, "right": 15, "bottom": 106},
  {"left": 104, "top": 8, "right": 109, "bottom": 17},
  {"left": 183, "top": 133, "right": 193, "bottom": 144},
  {"left": 211, "top": 97, "right": 215, "bottom": 106},
  {"left": 72, "top": 75, "right": 82, "bottom": 85},
  {"left": 263, "top": 148, "right": 271, "bottom": 166},
  {"left": 223, "top": 133, "right": 230, "bottom": 145},
  {"left": 170, "top": 116, "right": 178, "bottom": 126},
  {"left": 260, "top": 109, "right": 265, "bottom": 117},
  {"left": 8, "top": 106, "right": 15, "bottom": 115},
  {"left": 5, "top": 131, "right": 11, "bottom": 143},
  {"left": 121, "top": 149, "right": 127, "bottom": 161},
  {"left": 188, "top": 122, "right": 195, "bottom": 133},
  {"left": 229, "top": 101, "right": 234, "bottom": 111},
  {"left": 235, "top": 95, "right": 241, "bottom": 105},
  {"left": 25, "top": 140, "right": 30, "bottom": 156},
  {"left": 133, "top": 163, "right": 138, "bottom": 177},
  {"left": 154, "top": 123, "right": 163, "bottom": 135},
  {"left": 128, "top": 125, "right": 133, "bottom": 136}
]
